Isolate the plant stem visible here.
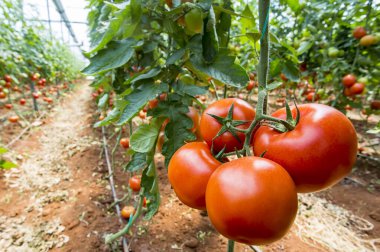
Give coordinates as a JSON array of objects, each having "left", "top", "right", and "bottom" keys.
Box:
[{"left": 227, "top": 240, "right": 235, "bottom": 252}]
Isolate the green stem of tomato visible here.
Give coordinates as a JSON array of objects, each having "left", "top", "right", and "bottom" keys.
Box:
[
  {"left": 105, "top": 188, "right": 145, "bottom": 244},
  {"left": 227, "top": 239, "right": 235, "bottom": 252}
]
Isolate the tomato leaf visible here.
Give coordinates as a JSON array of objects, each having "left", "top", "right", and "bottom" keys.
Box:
[
  {"left": 173, "top": 81, "right": 208, "bottom": 97},
  {"left": 130, "top": 118, "right": 165, "bottom": 153},
  {"left": 118, "top": 83, "right": 169, "bottom": 125},
  {"left": 130, "top": 68, "right": 161, "bottom": 84},
  {"left": 267, "top": 81, "right": 283, "bottom": 91},
  {"left": 167, "top": 48, "right": 186, "bottom": 65},
  {"left": 141, "top": 160, "right": 160, "bottom": 220},
  {"left": 124, "top": 152, "right": 147, "bottom": 172},
  {"left": 83, "top": 39, "right": 140, "bottom": 75},
  {"left": 282, "top": 61, "right": 299, "bottom": 82},
  {"left": 0, "top": 160, "right": 17, "bottom": 170},
  {"left": 189, "top": 48, "right": 248, "bottom": 88},
  {"left": 98, "top": 93, "right": 109, "bottom": 109},
  {"left": 297, "top": 40, "right": 314, "bottom": 55},
  {"left": 202, "top": 6, "right": 219, "bottom": 63}
]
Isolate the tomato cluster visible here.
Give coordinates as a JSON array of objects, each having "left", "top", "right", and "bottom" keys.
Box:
[{"left": 168, "top": 98, "right": 357, "bottom": 245}]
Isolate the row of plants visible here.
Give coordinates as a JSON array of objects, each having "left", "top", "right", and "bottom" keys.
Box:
[
  {"left": 83, "top": 0, "right": 376, "bottom": 250},
  {"left": 0, "top": 0, "right": 83, "bottom": 124}
]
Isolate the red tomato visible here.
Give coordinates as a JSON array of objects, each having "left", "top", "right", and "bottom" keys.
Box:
[
  {"left": 5, "top": 104, "right": 13, "bottom": 109},
  {"left": 159, "top": 93, "right": 167, "bottom": 101},
  {"left": 120, "top": 138, "right": 130, "bottom": 149},
  {"left": 371, "top": 100, "right": 380, "bottom": 110},
  {"left": 4, "top": 75, "right": 11, "bottom": 82},
  {"left": 139, "top": 110, "right": 146, "bottom": 119},
  {"left": 143, "top": 197, "right": 147, "bottom": 207},
  {"left": 246, "top": 80, "right": 255, "bottom": 91},
  {"left": 342, "top": 74, "right": 356, "bottom": 88},
  {"left": 200, "top": 98, "right": 256, "bottom": 153},
  {"left": 0, "top": 92, "right": 6, "bottom": 99},
  {"left": 121, "top": 206, "right": 135, "bottom": 219},
  {"left": 8, "top": 116, "right": 19, "bottom": 123},
  {"left": 353, "top": 26, "right": 366, "bottom": 39},
  {"left": 280, "top": 73, "right": 288, "bottom": 81},
  {"left": 345, "top": 104, "right": 353, "bottom": 111},
  {"left": 4, "top": 82, "right": 11, "bottom": 88},
  {"left": 306, "top": 92, "right": 319, "bottom": 101},
  {"left": 253, "top": 104, "right": 357, "bottom": 193},
  {"left": 148, "top": 99, "right": 159, "bottom": 109},
  {"left": 0, "top": 86, "right": 3, "bottom": 92},
  {"left": 32, "top": 92, "right": 39, "bottom": 99},
  {"left": 206, "top": 156, "right": 298, "bottom": 245},
  {"left": 19, "top": 98, "right": 26, "bottom": 105},
  {"left": 129, "top": 175, "right": 141, "bottom": 192},
  {"left": 360, "top": 35, "right": 377, "bottom": 46},
  {"left": 349, "top": 83, "right": 365, "bottom": 95},
  {"left": 344, "top": 88, "right": 352, "bottom": 97},
  {"left": 168, "top": 142, "right": 221, "bottom": 210}
]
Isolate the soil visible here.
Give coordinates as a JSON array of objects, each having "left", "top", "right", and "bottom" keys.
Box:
[{"left": 0, "top": 83, "right": 379, "bottom": 252}]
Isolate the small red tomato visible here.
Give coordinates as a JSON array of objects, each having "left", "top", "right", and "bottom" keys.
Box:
[
  {"left": 32, "top": 92, "right": 39, "bottom": 99},
  {"left": 349, "top": 83, "right": 365, "bottom": 95},
  {"left": 139, "top": 110, "right": 146, "bottom": 119},
  {"left": 148, "top": 99, "right": 159, "bottom": 109},
  {"left": 342, "top": 74, "right": 356, "bottom": 88},
  {"left": 121, "top": 206, "right": 136, "bottom": 219},
  {"left": 159, "top": 93, "right": 167, "bottom": 101},
  {"left": 4, "top": 82, "right": 11, "bottom": 88},
  {"left": 280, "top": 73, "right": 288, "bottom": 81},
  {"left": 246, "top": 80, "right": 255, "bottom": 91},
  {"left": 120, "top": 138, "right": 130, "bottom": 149},
  {"left": 8, "top": 116, "right": 19, "bottom": 123},
  {"left": 129, "top": 175, "right": 142, "bottom": 192},
  {"left": 20, "top": 98, "right": 26, "bottom": 105},
  {"left": 370, "top": 100, "right": 380, "bottom": 110},
  {"left": 4, "top": 74, "right": 12, "bottom": 82},
  {"left": 353, "top": 26, "right": 367, "bottom": 39},
  {"left": 5, "top": 103, "right": 13, "bottom": 109},
  {"left": 306, "top": 92, "right": 319, "bottom": 101},
  {"left": 0, "top": 92, "right": 6, "bottom": 99}
]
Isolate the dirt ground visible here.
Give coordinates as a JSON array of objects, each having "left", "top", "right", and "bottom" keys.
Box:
[{"left": 0, "top": 82, "right": 379, "bottom": 252}]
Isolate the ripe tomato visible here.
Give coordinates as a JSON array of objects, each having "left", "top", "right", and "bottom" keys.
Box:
[
  {"left": 360, "top": 35, "right": 377, "bottom": 46},
  {"left": 371, "top": 100, "right": 380, "bottom": 110},
  {"left": 349, "top": 83, "right": 365, "bottom": 95},
  {"left": 45, "top": 97, "right": 53, "bottom": 103},
  {"left": 299, "top": 62, "right": 307, "bottom": 72},
  {"left": 4, "top": 82, "right": 11, "bottom": 88},
  {"left": 129, "top": 175, "right": 141, "bottom": 192},
  {"left": 353, "top": 26, "right": 367, "bottom": 39},
  {"left": 92, "top": 93, "right": 98, "bottom": 99},
  {"left": 120, "top": 138, "right": 130, "bottom": 149},
  {"left": 143, "top": 197, "right": 147, "bottom": 207},
  {"left": 280, "top": 73, "right": 288, "bottom": 81},
  {"left": 342, "top": 74, "right": 356, "bottom": 88},
  {"left": 99, "top": 115, "right": 105, "bottom": 121},
  {"left": 246, "top": 80, "right": 255, "bottom": 91},
  {"left": 168, "top": 142, "right": 221, "bottom": 210},
  {"left": 4, "top": 75, "right": 11, "bottom": 82},
  {"left": 148, "top": 99, "right": 159, "bottom": 109},
  {"left": 5, "top": 104, "right": 13, "bottom": 109},
  {"left": 253, "top": 104, "right": 357, "bottom": 193},
  {"left": 8, "top": 116, "right": 19, "bottom": 123},
  {"left": 186, "top": 106, "right": 200, "bottom": 133},
  {"left": 19, "top": 98, "right": 26, "bottom": 105},
  {"left": 200, "top": 98, "right": 256, "bottom": 153},
  {"left": 0, "top": 92, "right": 6, "bottom": 99},
  {"left": 159, "top": 93, "right": 167, "bottom": 101},
  {"left": 32, "top": 92, "right": 39, "bottom": 99},
  {"left": 139, "top": 110, "right": 146, "bottom": 119},
  {"left": 306, "top": 92, "right": 319, "bottom": 101},
  {"left": 345, "top": 104, "right": 353, "bottom": 111},
  {"left": 205, "top": 156, "right": 298, "bottom": 245},
  {"left": 121, "top": 206, "right": 135, "bottom": 219}
]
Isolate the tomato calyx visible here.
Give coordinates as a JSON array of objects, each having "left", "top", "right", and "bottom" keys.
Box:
[
  {"left": 261, "top": 101, "right": 300, "bottom": 133},
  {"left": 207, "top": 103, "right": 250, "bottom": 144}
]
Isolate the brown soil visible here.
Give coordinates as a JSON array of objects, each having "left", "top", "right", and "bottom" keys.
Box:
[{"left": 0, "top": 84, "right": 379, "bottom": 252}]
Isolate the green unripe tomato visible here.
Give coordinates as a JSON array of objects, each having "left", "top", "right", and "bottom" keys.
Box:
[
  {"left": 179, "top": 74, "right": 195, "bottom": 85},
  {"left": 0, "top": 80, "right": 5, "bottom": 85},
  {"left": 338, "top": 50, "right": 345, "bottom": 57},
  {"left": 293, "top": 40, "right": 300, "bottom": 49},
  {"left": 184, "top": 8, "right": 203, "bottom": 34},
  {"left": 328, "top": 47, "right": 339, "bottom": 58},
  {"left": 301, "top": 29, "right": 311, "bottom": 38}
]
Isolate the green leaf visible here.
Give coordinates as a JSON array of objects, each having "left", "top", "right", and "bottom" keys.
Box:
[
  {"left": 82, "top": 39, "right": 138, "bottom": 75},
  {"left": 267, "top": 81, "right": 283, "bottom": 91},
  {"left": 118, "top": 83, "right": 169, "bottom": 125},
  {"left": 202, "top": 6, "right": 219, "bottom": 63},
  {"left": 130, "top": 68, "right": 161, "bottom": 83},
  {"left": 86, "top": 7, "right": 130, "bottom": 55},
  {"left": 246, "top": 32, "right": 261, "bottom": 43},
  {"left": 282, "top": 61, "right": 299, "bottom": 82},
  {"left": 167, "top": 48, "right": 186, "bottom": 65},
  {"left": 297, "top": 40, "right": 314, "bottom": 55},
  {"left": 98, "top": 93, "right": 109, "bottom": 109},
  {"left": 124, "top": 152, "right": 147, "bottom": 172},
  {"left": 130, "top": 118, "right": 164, "bottom": 153},
  {"left": 189, "top": 49, "right": 249, "bottom": 88},
  {"left": 0, "top": 147, "right": 8, "bottom": 155},
  {"left": 173, "top": 81, "right": 208, "bottom": 97},
  {"left": 285, "top": 0, "right": 300, "bottom": 13},
  {"left": 141, "top": 160, "right": 160, "bottom": 220},
  {"left": 0, "top": 160, "right": 17, "bottom": 170}
]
